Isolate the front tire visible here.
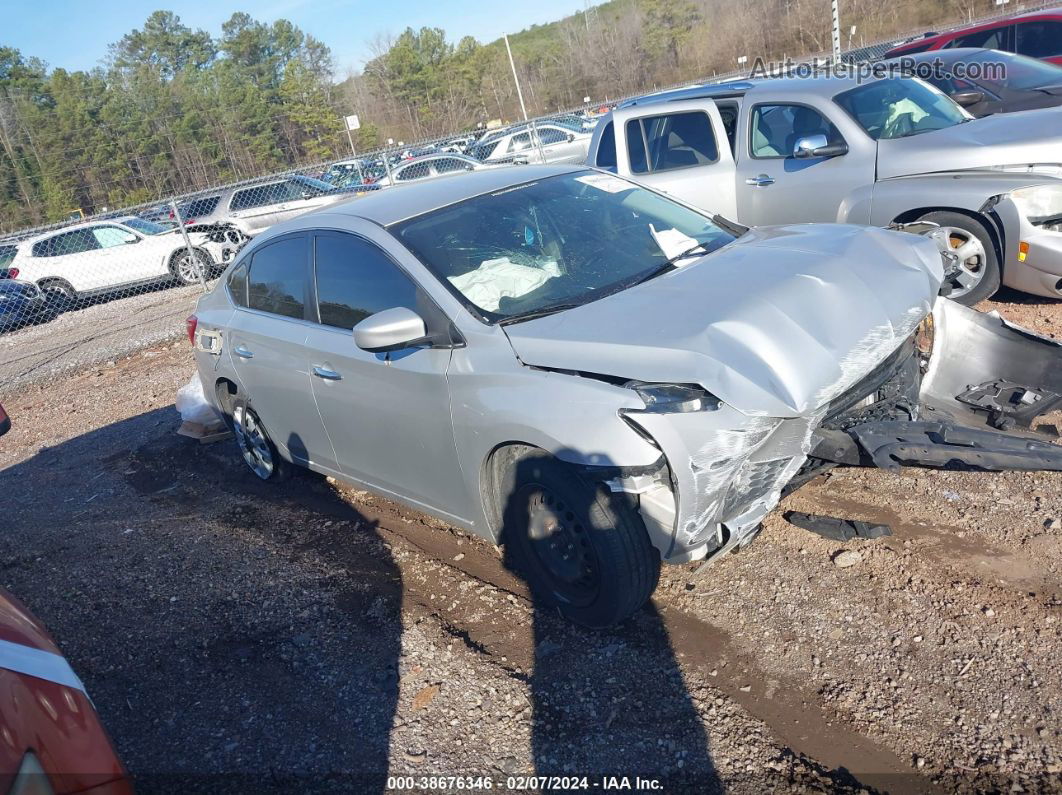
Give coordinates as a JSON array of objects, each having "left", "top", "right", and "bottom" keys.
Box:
[
  {"left": 231, "top": 398, "right": 289, "bottom": 482},
  {"left": 170, "top": 248, "right": 213, "bottom": 285},
  {"left": 497, "top": 447, "right": 660, "bottom": 628},
  {"left": 919, "top": 211, "right": 1000, "bottom": 305}
]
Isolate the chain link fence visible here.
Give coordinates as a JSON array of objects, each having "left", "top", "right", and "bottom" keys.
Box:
[{"left": 0, "top": 2, "right": 1055, "bottom": 386}]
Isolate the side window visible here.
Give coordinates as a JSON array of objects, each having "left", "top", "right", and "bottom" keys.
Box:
[
  {"left": 1017, "top": 21, "right": 1062, "bottom": 58},
  {"left": 228, "top": 262, "right": 248, "bottom": 307},
  {"left": 247, "top": 236, "right": 307, "bottom": 319},
  {"left": 750, "top": 104, "right": 842, "bottom": 159},
  {"left": 624, "top": 119, "right": 649, "bottom": 173},
  {"left": 508, "top": 133, "right": 532, "bottom": 153},
  {"left": 951, "top": 26, "right": 1008, "bottom": 50},
  {"left": 626, "top": 111, "right": 717, "bottom": 174},
  {"left": 537, "top": 126, "right": 568, "bottom": 145},
  {"left": 396, "top": 164, "right": 420, "bottom": 182},
  {"left": 433, "top": 157, "right": 473, "bottom": 174},
  {"left": 230, "top": 188, "right": 258, "bottom": 211},
  {"left": 313, "top": 234, "right": 419, "bottom": 330},
  {"left": 35, "top": 229, "right": 100, "bottom": 257},
  {"left": 595, "top": 121, "right": 617, "bottom": 170},
  {"left": 92, "top": 226, "right": 133, "bottom": 249}
]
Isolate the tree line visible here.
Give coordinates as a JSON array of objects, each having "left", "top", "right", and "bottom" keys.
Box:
[{"left": 1, "top": 0, "right": 992, "bottom": 231}]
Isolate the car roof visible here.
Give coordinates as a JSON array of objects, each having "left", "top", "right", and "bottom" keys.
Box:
[
  {"left": 621, "top": 74, "right": 887, "bottom": 109},
  {"left": 281, "top": 164, "right": 584, "bottom": 228},
  {"left": 890, "top": 7, "right": 1062, "bottom": 50}
]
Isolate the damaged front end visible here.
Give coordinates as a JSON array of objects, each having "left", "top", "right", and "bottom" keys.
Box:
[{"left": 608, "top": 299, "right": 1062, "bottom": 568}]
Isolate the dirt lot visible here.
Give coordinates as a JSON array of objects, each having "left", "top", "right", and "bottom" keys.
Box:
[{"left": 1, "top": 289, "right": 1061, "bottom": 793}]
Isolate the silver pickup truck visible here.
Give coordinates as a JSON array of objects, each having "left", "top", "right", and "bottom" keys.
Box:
[{"left": 586, "top": 74, "right": 1062, "bottom": 304}]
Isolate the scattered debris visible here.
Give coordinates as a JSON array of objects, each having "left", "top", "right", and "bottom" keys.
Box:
[
  {"left": 412, "top": 684, "right": 440, "bottom": 711},
  {"left": 784, "top": 511, "right": 892, "bottom": 542},
  {"left": 832, "top": 550, "right": 863, "bottom": 568}
]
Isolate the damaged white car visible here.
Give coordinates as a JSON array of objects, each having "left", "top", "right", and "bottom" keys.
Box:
[{"left": 189, "top": 165, "right": 1062, "bottom": 627}]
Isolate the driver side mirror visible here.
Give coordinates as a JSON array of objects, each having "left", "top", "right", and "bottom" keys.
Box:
[
  {"left": 949, "top": 90, "right": 985, "bottom": 108},
  {"left": 122, "top": 233, "right": 139, "bottom": 244},
  {"left": 301, "top": 190, "right": 312, "bottom": 199},
  {"left": 793, "top": 134, "right": 848, "bottom": 159},
  {"left": 567, "top": 132, "right": 576, "bottom": 142},
  {"left": 353, "top": 307, "right": 427, "bottom": 353}
]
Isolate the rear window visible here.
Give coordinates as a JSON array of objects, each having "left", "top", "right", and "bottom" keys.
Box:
[
  {"left": 0, "top": 245, "right": 17, "bottom": 269},
  {"left": 247, "top": 236, "right": 307, "bottom": 319}
]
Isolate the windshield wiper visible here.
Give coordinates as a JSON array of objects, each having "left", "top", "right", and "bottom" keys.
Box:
[
  {"left": 497, "top": 302, "right": 582, "bottom": 326},
  {"left": 632, "top": 242, "right": 712, "bottom": 286}
]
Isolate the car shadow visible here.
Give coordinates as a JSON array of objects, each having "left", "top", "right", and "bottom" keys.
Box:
[
  {"left": 1, "top": 409, "right": 721, "bottom": 791},
  {"left": 498, "top": 450, "right": 721, "bottom": 792},
  {"left": 0, "top": 409, "right": 402, "bottom": 794}
]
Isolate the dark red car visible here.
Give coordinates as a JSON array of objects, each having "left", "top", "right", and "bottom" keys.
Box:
[
  {"left": 885, "top": 8, "right": 1062, "bottom": 65},
  {"left": 0, "top": 588, "right": 131, "bottom": 794}
]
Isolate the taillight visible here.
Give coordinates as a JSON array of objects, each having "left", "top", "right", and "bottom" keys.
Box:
[
  {"left": 186, "top": 315, "right": 198, "bottom": 345},
  {"left": 185, "top": 219, "right": 195, "bottom": 225},
  {"left": 6, "top": 268, "right": 17, "bottom": 279}
]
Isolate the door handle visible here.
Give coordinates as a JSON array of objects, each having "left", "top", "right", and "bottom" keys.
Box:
[
  {"left": 745, "top": 174, "right": 775, "bottom": 187},
  {"left": 233, "top": 345, "right": 254, "bottom": 359},
  {"left": 312, "top": 366, "right": 342, "bottom": 381}
]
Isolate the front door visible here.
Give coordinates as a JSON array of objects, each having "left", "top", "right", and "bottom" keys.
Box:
[
  {"left": 226, "top": 232, "right": 339, "bottom": 473},
  {"left": 735, "top": 102, "right": 874, "bottom": 225},
  {"left": 302, "top": 229, "right": 468, "bottom": 521}
]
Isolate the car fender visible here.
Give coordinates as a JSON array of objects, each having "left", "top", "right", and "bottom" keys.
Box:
[
  {"left": 446, "top": 347, "right": 663, "bottom": 541},
  {"left": 862, "top": 171, "right": 1044, "bottom": 230}
]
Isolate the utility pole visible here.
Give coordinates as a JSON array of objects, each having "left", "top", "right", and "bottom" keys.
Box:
[
  {"left": 344, "top": 114, "right": 364, "bottom": 184},
  {"left": 831, "top": 0, "right": 842, "bottom": 61},
  {"left": 504, "top": 34, "right": 529, "bottom": 121}
]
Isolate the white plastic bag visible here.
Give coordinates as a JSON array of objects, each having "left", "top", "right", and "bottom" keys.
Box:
[{"left": 175, "top": 371, "right": 221, "bottom": 426}]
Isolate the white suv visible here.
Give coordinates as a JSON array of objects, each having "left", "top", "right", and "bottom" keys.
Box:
[{"left": 7, "top": 217, "right": 234, "bottom": 311}]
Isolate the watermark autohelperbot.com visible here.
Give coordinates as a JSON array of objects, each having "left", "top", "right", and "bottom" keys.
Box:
[{"left": 748, "top": 56, "right": 1006, "bottom": 84}]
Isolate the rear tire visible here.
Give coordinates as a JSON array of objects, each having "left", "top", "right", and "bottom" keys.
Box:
[
  {"left": 231, "top": 398, "right": 289, "bottom": 482},
  {"left": 497, "top": 446, "right": 660, "bottom": 628},
  {"left": 38, "top": 280, "right": 76, "bottom": 314},
  {"left": 919, "top": 211, "right": 1000, "bottom": 305}
]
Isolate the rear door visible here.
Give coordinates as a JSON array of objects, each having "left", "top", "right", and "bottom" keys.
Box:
[
  {"left": 225, "top": 232, "right": 339, "bottom": 473},
  {"left": 611, "top": 99, "right": 738, "bottom": 217},
  {"left": 735, "top": 101, "right": 874, "bottom": 225},
  {"left": 301, "top": 229, "right": 467, "bottom": 520}
]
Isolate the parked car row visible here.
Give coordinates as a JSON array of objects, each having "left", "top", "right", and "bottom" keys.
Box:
[{"left": 587, "top": 69, "right": 1062, "bottom": 304}]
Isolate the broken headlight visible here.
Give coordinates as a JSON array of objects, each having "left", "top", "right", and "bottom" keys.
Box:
[
  {"left": 1010, "top": 184, "right": 1062, "bottom": 225},
  {"left": 625, "top": 381, "right": 722, "bottom": 413}
]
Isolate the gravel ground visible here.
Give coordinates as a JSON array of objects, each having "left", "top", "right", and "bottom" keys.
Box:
[
  {"left": 0, "top": 281, "right": 207, "bottom": 390},
  {"left": 1, "top": 291, "right": 1061, "bottom": 793}
]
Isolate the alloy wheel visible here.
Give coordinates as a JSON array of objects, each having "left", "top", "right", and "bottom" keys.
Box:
[
  {"left": 232, "top": 405, "right": 274, "bottom": 479},
  {"left": 938, "top": 226, "right": 988, "bottom": 299}
]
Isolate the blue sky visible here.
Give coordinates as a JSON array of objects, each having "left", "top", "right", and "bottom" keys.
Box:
[{"left": 7, "top": 0, "right": 591, "bottom": 75}]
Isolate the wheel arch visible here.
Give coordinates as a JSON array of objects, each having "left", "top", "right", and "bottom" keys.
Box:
[{"left": 891, "top": 205, "right": 1006, "bottom": 276}]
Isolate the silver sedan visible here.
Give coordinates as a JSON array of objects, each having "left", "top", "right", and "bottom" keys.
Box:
[{"left": 188, "top": 165, "right": 1062, "bottom": 627}]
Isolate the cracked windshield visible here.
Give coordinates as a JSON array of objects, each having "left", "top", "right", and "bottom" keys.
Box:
[{"left": 396, "top": 171, "right": 734, "bottom": 321}]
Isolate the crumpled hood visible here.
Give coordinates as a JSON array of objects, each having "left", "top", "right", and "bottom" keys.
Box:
[
  {"left": 503, "top": 224, "right": 941, "bottom": 418},
  {"left": 876, "top": 107, "right": 1062, "bottom": 179}
]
